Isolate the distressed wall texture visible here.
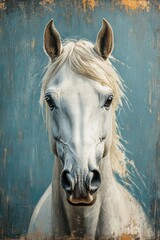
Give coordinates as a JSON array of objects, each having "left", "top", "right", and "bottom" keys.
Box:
[{"left": 0, "top": 0, "right": 160, "bottom": 238}]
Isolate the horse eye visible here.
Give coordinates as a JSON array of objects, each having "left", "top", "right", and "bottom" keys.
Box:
[
  {"left": 45, "top": 95, "right": 56, "bottom": 111},
  {"left": 104, "top": 95, "right": 113, "bottom": 110}
]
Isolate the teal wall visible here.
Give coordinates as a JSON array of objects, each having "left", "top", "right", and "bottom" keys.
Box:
[{"left": 0, "top": 0, "right": 160, "bottom": 238}]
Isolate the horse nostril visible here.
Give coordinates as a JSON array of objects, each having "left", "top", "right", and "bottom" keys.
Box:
[
  {"left": 61, "top": 170, "right": 74, "bottom": 194},
  {"left": 88, "top": 170, "right": 101, "bottom": 194}
]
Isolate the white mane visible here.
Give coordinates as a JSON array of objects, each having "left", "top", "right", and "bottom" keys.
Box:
[{"left": 40, "top": 39, "right": 128, "bottom": 177}]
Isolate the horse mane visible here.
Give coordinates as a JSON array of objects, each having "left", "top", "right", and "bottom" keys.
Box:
[{"left": 40, "top": 39, "right": 128, "bottom": 177}]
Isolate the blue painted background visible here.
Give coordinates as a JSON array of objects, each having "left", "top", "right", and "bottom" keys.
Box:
[{"left": 0, "top": 0, "right": 160, "bottom": 238}]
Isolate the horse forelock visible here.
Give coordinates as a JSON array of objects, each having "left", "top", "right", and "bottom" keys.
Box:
[{"left": 40, "top": 39, "right": 128, "bottom": 177}]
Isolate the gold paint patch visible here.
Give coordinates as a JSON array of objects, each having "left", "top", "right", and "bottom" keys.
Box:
[
  {"left": 0, "top": 3, "right": 6, "bottom": 10},
  {"left": 119, "top": 234, "right": 138, "bottom": 240},
  {"left": 82, "top": 0, "right": 96, "bottom": 10},
  {"left": 119, "top": 0, "right": 150, "bottom": 11}
]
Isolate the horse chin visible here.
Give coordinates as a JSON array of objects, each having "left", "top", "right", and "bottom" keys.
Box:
[{"left": 66, "top": 196, "right": 97, "bottom": 206}]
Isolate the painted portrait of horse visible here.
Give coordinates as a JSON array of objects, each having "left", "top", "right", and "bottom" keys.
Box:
[{"left": 27, "top": 19, "right": 154, "bottom": 239}]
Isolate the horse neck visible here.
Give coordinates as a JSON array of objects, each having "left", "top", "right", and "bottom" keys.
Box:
[{"left": 99, "top": 153, "right": 118, "bottom": 191}]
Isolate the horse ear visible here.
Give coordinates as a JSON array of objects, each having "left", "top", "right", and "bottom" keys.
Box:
[
  {"left": 94, "top": 18, "right": 114, "bottom": 60},
  {"left": 44, "top": 19, "right": 62, "bottom": 60}
]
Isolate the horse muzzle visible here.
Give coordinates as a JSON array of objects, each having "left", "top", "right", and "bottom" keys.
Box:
[{"left": 61, "top": 169, "right": 101, "bottom": 206}]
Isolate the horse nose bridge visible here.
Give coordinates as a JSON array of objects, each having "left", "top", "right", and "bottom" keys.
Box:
[
  {"left": 74, "top": 167, "right": 88, "bottom": 183},
  {"left": 65, "top": 115, "right": 95, "bottom": 155},
  {"left": 69, "top": 134, "right": 87, "bottom": 155},
  {"left": 66, "top": 137, "right": 97, "bottom": 161}
]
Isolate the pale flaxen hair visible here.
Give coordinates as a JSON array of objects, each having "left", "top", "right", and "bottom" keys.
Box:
[{"left": 40, "top": 39, "right": 128, "bottom": 177}]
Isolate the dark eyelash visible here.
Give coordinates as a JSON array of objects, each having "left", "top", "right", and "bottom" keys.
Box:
[
  {"left": 104, "top": 95, "right": 113, "bottom": 110},
  {"left": 45, "top": 94, "right": 56, "bottom": 111}
]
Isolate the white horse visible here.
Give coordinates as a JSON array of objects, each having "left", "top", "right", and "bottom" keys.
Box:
[{"left": 28, "top": 19, "right": 153, "bottom": 239}]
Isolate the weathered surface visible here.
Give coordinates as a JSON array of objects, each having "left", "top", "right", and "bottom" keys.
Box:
[{"left": 0, "top": 0, "right": 160, "bottom": 238}]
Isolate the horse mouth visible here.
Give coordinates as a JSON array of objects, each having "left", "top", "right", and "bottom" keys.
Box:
[{"left": 66, "top": 195, "right": 97, "bottom": 206}]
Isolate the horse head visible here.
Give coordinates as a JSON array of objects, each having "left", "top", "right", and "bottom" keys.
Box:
[{"left": 42, "top": 19, "right": 116, "bottom": 206}]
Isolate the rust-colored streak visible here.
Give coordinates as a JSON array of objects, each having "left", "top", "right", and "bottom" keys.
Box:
[{"left": 119, "top": 0, "right": 150, "bottom": 11}]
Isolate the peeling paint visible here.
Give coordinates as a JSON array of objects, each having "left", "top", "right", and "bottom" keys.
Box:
[
  {"left": 119, "top": 234, "right": 138, "bottom": 240},
  {"left": 0, "top": 2, "right": 6, "bottom": 11},
  {"left": 18, "top": 130, "right": 24, "bottom": 140},
  {"left": 148, "top": 90, "right": 152, "bottom": 113},
  {"left": 157, "top": 112, "right": 160, "bottom": 123},
  {"left": 118, "top": 0, "right": 150, "bottom": 11},
  {"left": 8, "top": 234, "right": 139, "bottom": 239},
  {"left": 0, "top": 0, "right": 159, "bottom": 14},
  {"left": 39, "top": 0, "right": 54, "bottom": 6},
  {"left": 31, "top": 38, "right": 35, "bottom": 49},
  {"left": 82, "top": 0, "right": 96, "bottom": 10},
  {"left": 3, "top": 148, "right": 7, "bottom": 169}
]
